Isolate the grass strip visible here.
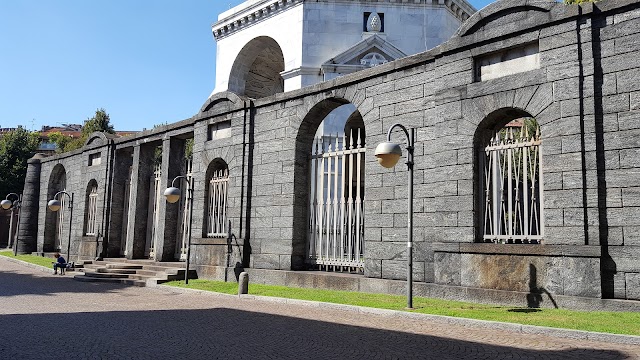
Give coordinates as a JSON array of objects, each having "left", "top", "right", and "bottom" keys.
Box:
[
  {"left": 166, "top": 279, "right": 640, "bottom": 336},
  {"left": 0, "top": 250, "right": 55, "bottom": 269}
]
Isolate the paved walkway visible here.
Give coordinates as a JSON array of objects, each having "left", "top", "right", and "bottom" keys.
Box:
[{"left": 1, "top": 257, "right": 639, "bottom": 360}]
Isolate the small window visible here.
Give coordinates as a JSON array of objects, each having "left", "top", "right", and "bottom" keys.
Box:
[
  {"left": 475, "top": 43, "right": 539, "bottom": 82},
  {"left": 206, "top": 162, "right": 229, "bottom": 237},
  {"left": 85, "top": 183, "right": 99, "bottom": 236},
  {"left": 208, "top": 121, "right": 232, "bottom": 141},
  {"left": 88, "top": 153, "right": 102, "bottom": 166}
]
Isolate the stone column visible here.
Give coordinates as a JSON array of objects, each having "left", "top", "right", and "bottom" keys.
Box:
[
  {"left": 106, "top": 149, "right": 133, "bottom": 257},
  {"left": 154, "top": 137, "right": 185, "bottom": 262},
  {"left": 17, "top": 154, "right": 44, "bottom": 254},
  {"left": 125, "top": 144, "right": 155, "bottom": 259}
]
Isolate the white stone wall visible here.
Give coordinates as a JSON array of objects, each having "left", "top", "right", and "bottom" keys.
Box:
[
  {"left": 212, "top": 1, "right": 468, "bottom": 97},
  {"left": 213, "top": 4, "right": 304, "bottom": 95},
  {"left": 302, "top": 3, "right": 460, "bottom": 68}
]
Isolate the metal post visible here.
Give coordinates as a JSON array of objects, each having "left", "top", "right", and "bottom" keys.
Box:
[
  {"left": 185, "top": 177, "right": 194, "bottom": 285},
  {"left": 7, "top": 206, "right": 14, "bottom": 251},
  {"left": 385, "top": 124, "right": 415, "bottom": 309},
  {"left": 407, "top": 128, "right": 414, "bottom": 309},
  {"left": 67, "top": 193, "right": 74, "bottom": 262},
  {"left": 13, "top": 194, "right": 22, "bottom": 256}
]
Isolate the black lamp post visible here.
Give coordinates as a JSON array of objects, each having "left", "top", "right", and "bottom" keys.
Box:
[
  {"left": 1, "top": 193, "right": 22, "bottom": 256},
  {"left": 47, "top": 191, "right": 74, "bottom": 260},
  {"left": 164, "top": 175, "right": 194, "bottom": 284},
  {"left": 374, "top": 123, "right": 415, "bottom": 309}
]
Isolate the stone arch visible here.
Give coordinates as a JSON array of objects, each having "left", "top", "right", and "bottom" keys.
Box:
[
  {"left": 83, "top": 179, "right": 99, "bottom": 235},
  {"left": 44, "top": 164, "right": 66, "bottom": 252},
  {"left": 473, "top": 107, "right": 542, "bottom": 244},
  {"left": 228, "top": 36, "right": 285, "bottom": 99},
  {"left": 200, "top": 91, "right": 246, "bottom": 114},
  {"left": 203, "top": 158, "right": 230, "bottom": 238},
  {"left": 292, "top": 97, "right": 366, "bottom": 271}
]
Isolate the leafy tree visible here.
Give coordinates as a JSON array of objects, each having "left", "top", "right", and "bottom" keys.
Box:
[
  {"left": 0, "top": 128, "right": 40, "bottom": 196},
  {"left": 50, "top": 108, "right": 116, "bottom": 153},
  {"left": 82, "top": 108, "right": 115, "bottom": 136}
]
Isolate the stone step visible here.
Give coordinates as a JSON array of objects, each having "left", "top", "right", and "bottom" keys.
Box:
[
  {"left": 73, "top": 274, "right": 146, "bottom": 287},
  {"left": 105, "top": 264, "right": 144, "bottom": 270},
  {"left": 72, "top": 259, "right": 195, "bottom": 287},
  {"left": 81, "top": 271, "right": 130, "bottom": 279},
  {"left": 96, "top": 268, "right": 139, "bottom": 275}
]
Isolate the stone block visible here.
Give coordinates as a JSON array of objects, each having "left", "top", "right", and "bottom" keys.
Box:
[
  {"left": 381, "top": 259, "right": 425, "bottom": 282},
  {"left": 625, "top": 273, "right": 640, "bottom": 300},
  {"left": 434, "top": 252, "right": 461, "bottom": 285}
]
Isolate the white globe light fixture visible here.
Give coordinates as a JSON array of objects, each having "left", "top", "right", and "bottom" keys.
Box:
[
  {"left": 48, "top": 199, "right": 62, "bottom": 212},
  {"left": 164, "top": 187, "right": 181, "bottom": 204},
  {"left": 0, "top": 199, "right": 12, "bottom": 210},
  {"left": 374, "top": 142, "right": 403, "bottom": 168}
]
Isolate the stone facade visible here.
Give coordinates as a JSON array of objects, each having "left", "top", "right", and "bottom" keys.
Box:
[{"left": 17, "top": 0, "right": 640, "bottom": 307}]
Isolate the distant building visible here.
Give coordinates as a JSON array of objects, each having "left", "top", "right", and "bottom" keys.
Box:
[{"left": 37, "top": 124, "right": 137, "bottom": 154}]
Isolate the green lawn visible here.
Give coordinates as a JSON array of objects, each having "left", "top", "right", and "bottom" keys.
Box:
[
  {"left": 166, "top": 279, "right": 640, "bottom": 336},
  {"left": 0, "top": 250, "right": 55, "bottom": 268}
]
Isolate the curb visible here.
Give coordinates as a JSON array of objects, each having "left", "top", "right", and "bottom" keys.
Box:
[{"left": 153, "top": 283, "right": 640, "bottom": 346}]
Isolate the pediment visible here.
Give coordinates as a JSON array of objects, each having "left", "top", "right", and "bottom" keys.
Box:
[{"left": 322, "top": 35, "right": 407, "bottom": 69}]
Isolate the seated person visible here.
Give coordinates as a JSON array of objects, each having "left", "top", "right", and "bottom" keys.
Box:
[{"left": 52, "top": 252, "right": 67, "bottom": 275}]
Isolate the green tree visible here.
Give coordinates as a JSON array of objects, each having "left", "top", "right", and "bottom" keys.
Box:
[
  {"left": 50, "top": 108, "right": 116, "bottom": 153},
  {"left": 82, "top": 108, "right": 115, "bottom": 136},
  {"left": 0, "top": 128, "right": 40, "bottom": 195}
]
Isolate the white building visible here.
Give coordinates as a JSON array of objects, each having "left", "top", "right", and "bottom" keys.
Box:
[{"left": 211, "top": 0, "right": 476, "bottom": 98}]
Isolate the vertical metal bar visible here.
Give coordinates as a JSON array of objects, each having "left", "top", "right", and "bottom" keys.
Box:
[
  {"left": 491, "top": 135, "right": 500, "bottom": 241},
  {"left": 347, "top": 130, "right": 355, "bottom": 263},
  {"left": 522, "top": 132, "right": 529, "bottom": 239},
  {"left": 535, "top": 127, "right": 544, "bottom": 239},
  {"left": 326, "top": 136, "right": 332, "bottom": 262},
  {"left": 332, "top": 134, "right": 339, "bottom": 263},
  {"left": 355, "top": 128, "right": 363, "bottom": 264},
  {"left": 507, "top": 129, "right": 513, "bottom": 237},
  {"left": 340, "top": 134, "right": 347, "bottom": 264},
  {"left": 408, "top": 128, "right": 414, "bottom": 309},
  {"left": 318, "top": 138, "right": 325, "bottom": 261},
  {"left": 309, "top": 140, "right": 318, "bottom": 259}
]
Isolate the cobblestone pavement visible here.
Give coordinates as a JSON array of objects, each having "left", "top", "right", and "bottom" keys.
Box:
[{"left": 1, "top": 257, "right": 639, "bottom": 360}]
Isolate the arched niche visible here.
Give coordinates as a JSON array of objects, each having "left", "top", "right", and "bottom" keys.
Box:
[{"left": 228, "top": 36, "right": 285, "bottom": 99}]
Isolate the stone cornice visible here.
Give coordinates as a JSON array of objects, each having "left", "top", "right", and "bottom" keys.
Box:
[
  {"left": 212, "top": 0, "right": 476, "bottom": 41},
  {"left": 213, "top": 0, "right": 303, "bottom": 40}
]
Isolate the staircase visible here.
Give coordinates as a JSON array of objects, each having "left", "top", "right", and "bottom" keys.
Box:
[{"left": 73, "top": 258, "right": 196, "bottom": 287}]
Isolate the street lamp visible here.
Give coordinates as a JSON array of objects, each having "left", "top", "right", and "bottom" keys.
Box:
[
  {"left": 47, "top": 191, "right": 74, "bottom": 261},
  {"left": 164, "top": 175, "right": 194, "bottom": 284},
  {"left": 374, "top": 123, "right": 415, "bottom": 309},
  {"left": 2, "top": 193, "right": 22, "bottom": 256}
]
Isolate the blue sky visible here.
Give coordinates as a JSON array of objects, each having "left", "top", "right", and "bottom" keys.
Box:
[{"left": 0, "top": 0, "right": 493, "bottom": 132}]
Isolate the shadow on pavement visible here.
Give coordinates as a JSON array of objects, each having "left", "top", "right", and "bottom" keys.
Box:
[
  {"left": 0, "top": 308, "right": 630, "bottom": 360},
  {"left": 0, "top": 269, "right": 132, "bottom": 297}
]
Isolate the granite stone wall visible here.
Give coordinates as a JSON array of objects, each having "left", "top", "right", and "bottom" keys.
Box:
[{"left": 21, "top": 0, "right": 640, "bottom": 302}]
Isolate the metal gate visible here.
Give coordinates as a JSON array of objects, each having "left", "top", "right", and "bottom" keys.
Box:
[
  {"left": 206, "top": 166, "right": 229, "bottom": 238},
  {"left": 307, "top": 129, "right": 365, "bottom": 271},
  {"left": 146, "top": 163, "right": 162, "bottom": 258},
  {"left": 480, "top": 120, "right": 543, "bottom": 243},
  {"left": 176, "top": 159, "right": 193, "bottom": 260}
]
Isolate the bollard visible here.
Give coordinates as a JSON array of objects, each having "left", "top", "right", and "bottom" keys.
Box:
[{"left": 238, "top": 272, "right": 249, "bottom": 295}]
